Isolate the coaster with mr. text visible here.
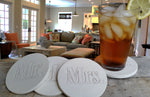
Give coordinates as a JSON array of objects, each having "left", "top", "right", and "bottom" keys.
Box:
[
  {"left": 35, "top": 56, "right": 68, "bottom": 96},
  {"left": 6, "top": 53, "right": 50, "bottom": 94},
  {"left": 57, "top": 58, "right": 107, "bottom": 97}
]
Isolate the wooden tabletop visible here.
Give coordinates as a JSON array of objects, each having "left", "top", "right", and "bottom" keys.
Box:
[{"left": 0, "top": 56, "right": 150, "bottom": 97}]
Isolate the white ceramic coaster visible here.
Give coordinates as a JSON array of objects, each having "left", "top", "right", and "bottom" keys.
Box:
[
  {"left": 6, "top": 53, "right": 50, "bottom": 94},
  {"left": 35, "top": 56, "right": 68, "bottom": 96},
  {"left": 105, "top": 57, "right": 138, "bottom": 79},
  {"left": 57, "top": 58, "right": 107, "bottom": 97}
]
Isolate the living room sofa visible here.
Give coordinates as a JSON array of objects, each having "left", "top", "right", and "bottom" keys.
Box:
[{"left": 39, "top": 32, "right": 99, "bottom": 51}]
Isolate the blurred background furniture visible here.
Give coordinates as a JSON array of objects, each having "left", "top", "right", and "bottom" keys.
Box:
[
  {"left": 0, "top": 41, "right": 12, "bottom": 59},
  {"left": 90, "top": 41, "right": 100, "bottom": 56},
  {"left": 21, "top": 45, "right": 66, "bottom": 57},
  {"left": 4, "top": 32, "right": 29, "bottom": 56},
  {"left": 61, "top": 48, "right": 95, "bottom": 59},
  {"left": 38, "top": 32, "right": 99, "bottom": 51}
]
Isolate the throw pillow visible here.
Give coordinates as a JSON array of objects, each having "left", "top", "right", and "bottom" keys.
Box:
[
  {"left": 81, "top": 34, "right": 92, "bottom": 45},
  {"left": 41, "top": 33, "right": 50, "bottom": 40},
  {"left": 72, "top": 35, "right": 83, "bottom": 44},
  {"left": 49, "top": 33, "right": 60, "bottom": 42}
]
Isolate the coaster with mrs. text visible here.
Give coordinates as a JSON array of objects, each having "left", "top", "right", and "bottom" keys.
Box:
[{"left": 57, "top": 58, "right": 107, "bottom": 97}]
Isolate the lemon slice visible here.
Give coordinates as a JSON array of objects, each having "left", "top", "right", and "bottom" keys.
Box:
[{"left": 127, "top": 0, "right": 150, "bottom": 19}]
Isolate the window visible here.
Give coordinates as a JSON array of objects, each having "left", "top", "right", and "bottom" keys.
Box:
[
  {"left": 22, "top": 8, "right": 38, "bottom": 43},
  {"left": 0, "top": 3, "right": 9, "bottom": 32},
  {"left": 22, "top": 8, "right": 29, "bottom": 43},
  {"left": 24, "top": 0, "right": 40, "bottom": 5},
  {"left": 31, "top": 10, "right": 37, "bottom": 42},
  {"left": 58, "top": 12, "right": 72, "bottom": 32}
]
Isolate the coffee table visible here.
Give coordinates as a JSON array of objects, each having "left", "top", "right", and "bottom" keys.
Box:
[{"left": 21, "top": 45, "right": 66, "bottom": 57}]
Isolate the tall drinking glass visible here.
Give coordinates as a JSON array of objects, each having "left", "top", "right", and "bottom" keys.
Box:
[{"left": 96, "top": 3, "right": 137, "bottom": 71}]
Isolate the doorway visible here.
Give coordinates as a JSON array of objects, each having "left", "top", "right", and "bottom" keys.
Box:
[{"left": 22, "top": 8, "right": 38, "bottom": 44}]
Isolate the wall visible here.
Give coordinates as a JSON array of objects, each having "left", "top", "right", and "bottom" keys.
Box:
[
  {"left": 46, "top": 7, "right": 91, "bottom": 33},
  {"left": 39, "top": 0, "right": 45, "bottom": 38},
  {"left": 45, "top": 7, "right": 50, "bottom": 30},
  {"left": 13, "top": 0, "right": 22, "bottom": 41}
]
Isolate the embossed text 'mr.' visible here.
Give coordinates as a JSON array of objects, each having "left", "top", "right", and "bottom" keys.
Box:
[{"left": 14, "top": 63, "right": 45, "bottom": 80}]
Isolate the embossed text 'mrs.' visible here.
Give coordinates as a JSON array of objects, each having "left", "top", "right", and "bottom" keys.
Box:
[{"left": 67, "top": 67, "right": 101, "bottom": 84}]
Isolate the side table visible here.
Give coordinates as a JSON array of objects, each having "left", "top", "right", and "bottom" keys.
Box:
[
  {"left": 90, "top": 41, "right": 100, "bottom": 56},
  {"left": 0, "top": 41, "right": 12, "bottom": 59}
]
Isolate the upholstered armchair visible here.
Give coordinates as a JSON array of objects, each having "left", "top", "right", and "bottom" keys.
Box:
[{"left": 4, "top": 32, "right": 30, "bottom": 56}]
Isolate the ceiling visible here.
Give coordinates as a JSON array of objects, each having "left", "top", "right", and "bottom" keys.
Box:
[{"left": 46, "top": 0, "right": 128, "bottom": 7}]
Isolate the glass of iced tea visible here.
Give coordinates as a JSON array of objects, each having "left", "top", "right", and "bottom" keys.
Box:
[{"left": 98, "top": 4, "right": 137, "bottom": 71}]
